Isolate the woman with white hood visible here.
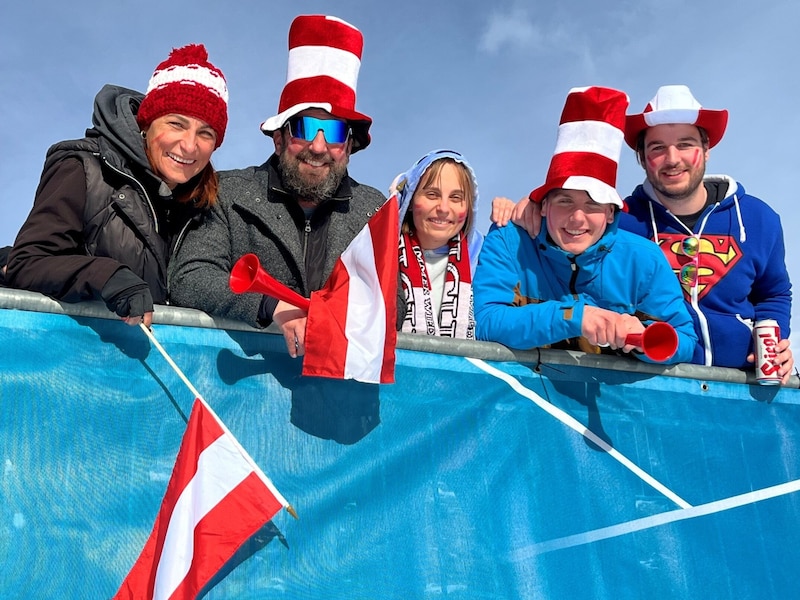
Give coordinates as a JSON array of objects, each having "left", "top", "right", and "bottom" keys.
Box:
[{"left": 393, "top": 150, "right": 483, "bottom": 339}]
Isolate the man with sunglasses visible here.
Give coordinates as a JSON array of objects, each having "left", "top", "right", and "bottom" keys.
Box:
[{"left": 169, "top": 15, "right": 386, "bottom": 358}]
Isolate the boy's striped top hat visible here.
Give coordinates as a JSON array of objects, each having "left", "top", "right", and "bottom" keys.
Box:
[
  {"left": 624, "top": 84, "right": 728, "bottom": 150},
  {"left": 529, "top": 86, "right": 629, "bottom": 208},
  {"left": 261, "top": 14, "right": 372, "bottom": 152}
]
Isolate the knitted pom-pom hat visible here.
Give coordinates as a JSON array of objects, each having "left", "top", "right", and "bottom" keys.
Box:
[{"left": 137, "top": 44, "right": 229, "bottom": 147}]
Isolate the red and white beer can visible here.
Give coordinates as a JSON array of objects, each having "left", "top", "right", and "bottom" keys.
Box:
[{"left": 753, "top": 319, "right": 782, "bottom": 385}]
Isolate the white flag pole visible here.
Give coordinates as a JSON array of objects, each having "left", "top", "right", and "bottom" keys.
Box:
[{"left": 139, "top": 323, "right": 297, "bottom": 519}]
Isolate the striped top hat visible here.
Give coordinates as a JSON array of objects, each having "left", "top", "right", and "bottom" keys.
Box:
[
  {"left": 624, "top": 85, "right": 728, "bottom": 150},
  {"left": 260, "top": 14, "right": 372, "bottom": 152},
  {"left": 529, "top": 86, "right": 629, "bottom": 208}
]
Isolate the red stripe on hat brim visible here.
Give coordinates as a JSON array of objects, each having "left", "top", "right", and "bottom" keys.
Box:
[
  {"left": 269, "top": 75, "right": 372, "bottom": 150},
  {"left": 288, "top": 15, "right": 363, "bottom": 58},
  {"left": 624, "top": 110, "right": 728, "bottom": 149},
  {"left": 529, "top": 152, "right": 618, "bottom": 202}
]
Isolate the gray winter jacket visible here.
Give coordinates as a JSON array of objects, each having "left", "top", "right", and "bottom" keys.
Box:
[{"left": 168, "top": 155, "right": 386, "bottom": 326}]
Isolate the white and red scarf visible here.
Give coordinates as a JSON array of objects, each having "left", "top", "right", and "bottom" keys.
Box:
[{"left": 399, "top": 230, "right": 475, "bottom": 339}]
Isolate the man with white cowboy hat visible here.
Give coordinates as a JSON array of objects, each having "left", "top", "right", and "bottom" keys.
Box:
[
  {"left": 170, "top": 14, "right": 386, "bottom": 358},
  {"left": 621, "top": 85, "right": 793, "bottom": 380},
  {"left": 474, "top": 86, "right": 696, "bottom": 363}
]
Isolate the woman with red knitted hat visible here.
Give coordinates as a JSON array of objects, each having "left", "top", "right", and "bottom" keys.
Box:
[{"left": 5, "top": 44, "right": 228, "bottom": 327}]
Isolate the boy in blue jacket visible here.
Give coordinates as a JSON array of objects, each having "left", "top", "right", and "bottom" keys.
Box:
[{"left": 475, "top": 86, "right": 696, "bottom": 363}]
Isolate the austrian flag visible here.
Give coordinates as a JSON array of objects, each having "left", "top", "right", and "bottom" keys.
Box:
[
  {"left": 114, "top": 399, "right": 291, "bottom": 600},
  {"left": 302, "top": 194, "right": 399, "bottom": 384}
]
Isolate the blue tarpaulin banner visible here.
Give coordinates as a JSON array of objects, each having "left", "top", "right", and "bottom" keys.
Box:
[{"left": 2, "top": 297, "right": 800, "bottom": 599}]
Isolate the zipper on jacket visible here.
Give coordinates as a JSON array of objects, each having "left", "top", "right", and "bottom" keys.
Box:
[
  {"left": 173, "top": 219, "right": 194, "bottom": 257},
  {"left": 100, "top": 154, "right": 172, "bottom": 291},
  {"left": 302, "top": 219, "right": 312, "bottom": 262},
  {"left": 101, "top": 156, "right": 159, "bottom": 235},
  {"left": 568, "top": 259, "right": 579, "bottom": 295}
]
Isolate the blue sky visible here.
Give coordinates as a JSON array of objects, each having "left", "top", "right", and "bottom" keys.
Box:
[{"left": 2, "top": 0, "right": 798, "bottom": 341}]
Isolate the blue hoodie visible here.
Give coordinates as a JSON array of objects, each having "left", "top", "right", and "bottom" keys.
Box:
[
  {"left": 473, "top": 214, "right": 697, "bottom": 364},
  {"left": 620, "top": 175, "right": 792, "bottom": 368}
]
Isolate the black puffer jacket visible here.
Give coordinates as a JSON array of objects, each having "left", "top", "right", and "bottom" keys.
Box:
[{"left": 6, "top": 84, "right": 204, "bottom": 304}]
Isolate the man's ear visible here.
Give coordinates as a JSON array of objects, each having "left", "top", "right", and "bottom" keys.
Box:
[{"left": 272, "top": 129, "right": 284, "bottom": 153}]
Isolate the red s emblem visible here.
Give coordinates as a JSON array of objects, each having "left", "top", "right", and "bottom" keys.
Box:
[{"left": 657, "top": 233, "right": 742, "bottom": 300}]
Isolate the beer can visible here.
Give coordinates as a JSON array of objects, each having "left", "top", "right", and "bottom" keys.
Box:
[{"left": 753, "top": 319, "right": 782, "bottom": 385}]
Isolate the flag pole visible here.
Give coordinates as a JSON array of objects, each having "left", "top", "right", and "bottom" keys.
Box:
[{"left": 139, "top": 323, "right": 298, "bottom": 519}]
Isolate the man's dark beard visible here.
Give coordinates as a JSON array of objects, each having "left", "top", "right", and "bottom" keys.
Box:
[
  {"left": 278, "top": 145, "right": 348, "bottom": 205},
  {"left": 649, "top": 162, "right": 706, "bottom": 203}
]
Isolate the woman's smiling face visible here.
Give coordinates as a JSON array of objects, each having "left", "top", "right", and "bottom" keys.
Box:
[
  {"left": 411, "top": 161, "right": 471, "bottom": 250},
  {"left": 144, "top": 114, "right": 217, "bottom": 189}
]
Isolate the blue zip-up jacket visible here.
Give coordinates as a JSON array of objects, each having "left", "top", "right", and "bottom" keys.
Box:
[
  {"left": 620, "top": 175, "right": 792, "bottom": 368},
  {"left": 473, "top": 216, "right": 697, "bottom": 364}
]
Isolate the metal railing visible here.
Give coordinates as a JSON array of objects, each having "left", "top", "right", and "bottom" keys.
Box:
[{"left": 1, "top": 287, "right": 795, "bottom": 388}]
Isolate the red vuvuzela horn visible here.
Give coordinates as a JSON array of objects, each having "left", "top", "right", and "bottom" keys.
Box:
[
  {"left": 625, "top": 321, "right": 679, "bottom": 362},
  {"left": 229, "top": 253, "right": 310, "bottom": 312}
]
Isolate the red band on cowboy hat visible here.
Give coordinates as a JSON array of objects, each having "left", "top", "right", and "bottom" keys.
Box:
[{"left": 624, "top": 85, "right": 728, "bottom": 149}]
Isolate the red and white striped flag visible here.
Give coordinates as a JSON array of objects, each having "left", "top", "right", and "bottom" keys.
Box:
[
  {"left": 302, "top": 194, "right": 398, "bottom": 384},
  {"left": 114, "top": 398, "right": 289, "bottom": 600}
]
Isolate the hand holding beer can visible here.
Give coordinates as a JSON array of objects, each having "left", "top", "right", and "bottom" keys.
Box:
[{"left": 753, "top": 319, "right": 782, "bottom": 385}]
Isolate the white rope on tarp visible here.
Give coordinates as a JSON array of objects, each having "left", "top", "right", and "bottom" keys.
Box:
[
  {"left": 467, "top": 356, "right": 693, "bottom": 509},
  {"left": 513, "top": 478, "right": 800, "bottom": 558}
]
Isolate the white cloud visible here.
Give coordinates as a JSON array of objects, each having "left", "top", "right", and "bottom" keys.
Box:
[{"left": 479, "top": 8, "right": 541, "bottom": 54}]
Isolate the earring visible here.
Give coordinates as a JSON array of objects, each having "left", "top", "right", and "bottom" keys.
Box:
[{"left": 140, "top": 130, "right": 146, "bottom": 139}]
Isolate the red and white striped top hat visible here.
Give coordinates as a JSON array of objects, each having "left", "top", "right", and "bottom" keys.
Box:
[
  {"left": 260, "top": 14, "right": 372, "bottom": 152},
  {"left": 529, "top": 86, "right": 629, "bottom": 208},
  {"left": 624, "top": 85, "right": 728, "bottom": 150}
]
